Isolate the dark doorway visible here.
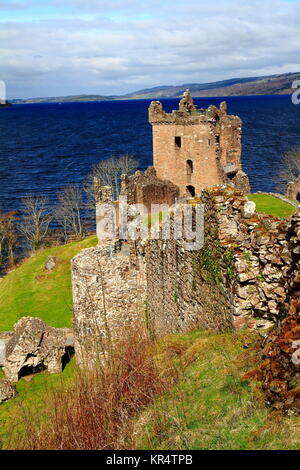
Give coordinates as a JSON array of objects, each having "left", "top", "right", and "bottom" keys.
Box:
[
  {"left": 186, "top": 185, "right": 196, "bottom": 197},
  {"left": 296, "top": 192, "right": 300, "bottom": 202},
  {"left": 62, "top": 346, "right": 75, "bottom": 371},
  {"left": 18, "top": 362, "right": 46, "bottom": 380}
]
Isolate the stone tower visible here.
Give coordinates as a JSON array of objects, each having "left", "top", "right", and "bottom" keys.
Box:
[{"left": 149, "top": 90, "right": 249, "bottom": 197}]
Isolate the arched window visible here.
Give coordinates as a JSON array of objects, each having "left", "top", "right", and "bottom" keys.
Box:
[
  {"left": 186, "top": 185, "right": 195, "bottom": 197},
  {"left": 186, "top": 160, "right": 193, "bottom": 175}
]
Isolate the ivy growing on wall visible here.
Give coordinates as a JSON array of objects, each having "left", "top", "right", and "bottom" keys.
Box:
[{"left": 192, "top": 239, "right": 234, "bottom": 286}]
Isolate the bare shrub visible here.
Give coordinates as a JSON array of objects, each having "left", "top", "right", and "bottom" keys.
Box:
[
  {"left": 55, "top": 185, "right": 85, "bottom": 241},
  {"left": 10, "top": 330, "right": 173, "bottom": 450},
  {"left": 18, "top": 195, "right": 52, "bottom": 251},
  {"left": 0, "top": 210, "right": 18, "bottom": 265},
  {"left": 84, "top": 154, "right": 138, "bottom": 208}
]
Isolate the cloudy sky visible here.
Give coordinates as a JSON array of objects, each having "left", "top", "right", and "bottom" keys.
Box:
[{"left": 1, "top": 0, "right": 300, "bottom": 99}]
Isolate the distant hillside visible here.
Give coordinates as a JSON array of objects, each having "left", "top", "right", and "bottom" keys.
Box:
[
  {"left": 123, "top": 72, "right": 300, "bottom": 99},
  {"left": 11, "top": 71, "right": 300, "bottom": 104},
  {"left": 12, "top": 94, "right": 113, "bottom": 104}
]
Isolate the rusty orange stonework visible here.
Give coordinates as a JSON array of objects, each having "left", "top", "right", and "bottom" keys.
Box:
[{"left": 149, "top": 89, "right": 249, "bottom": 197}]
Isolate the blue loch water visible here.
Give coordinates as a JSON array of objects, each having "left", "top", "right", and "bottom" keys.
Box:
[{"left": 0, "top": 95, "right": 299, "bottom": 213}]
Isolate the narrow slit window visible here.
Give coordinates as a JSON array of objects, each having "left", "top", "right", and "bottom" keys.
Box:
[
  {"left": 175, "top": 136, "right": 181, "bottom": 148},
  {"left": 186, "top": 160, "right": 193, "bottom": 175}
]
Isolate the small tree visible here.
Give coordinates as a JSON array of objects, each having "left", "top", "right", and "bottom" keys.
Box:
[
  {"left": 278, "top": 148, "right": 300, "bottom": 192},
  {"left": 18, "top": 195, "right": 52, "bottom": 251},
  {"left": 0, "top": 211, "right": 18, "bottom": 265},
  {"left": 84, "top": 154, "right": 138, "bottom": 209},
  {"left": 55, "top": 185, "right": 84, "bottom": 241}
]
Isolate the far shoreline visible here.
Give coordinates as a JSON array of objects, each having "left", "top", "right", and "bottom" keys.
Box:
[{"left": 9, "top": 93, "right": 294, "bottom": 106}]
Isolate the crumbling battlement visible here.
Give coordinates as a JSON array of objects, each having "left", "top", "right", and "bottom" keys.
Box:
[
  {"left": 120, "top": 167, "right": 180, "bottom": 212},
  {"left": 149, "top": 90, "right": 250, "bottom": 197},
  {"left": 95, "top": 168, "right": 180, "bottom": 242}
]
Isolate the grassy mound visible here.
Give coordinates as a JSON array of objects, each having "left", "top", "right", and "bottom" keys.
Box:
[
  {"left": 0, "top": 235, "right": 97, "bottom": 331},
  {"left": 248, "top": 194, "right": 296, "bottom": 218}
]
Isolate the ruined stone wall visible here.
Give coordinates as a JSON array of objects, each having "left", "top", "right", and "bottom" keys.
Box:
[
  {"left": 144, "top": 185, "right": 298, "bottom": 335},
  {"left": 143, "top": 222, "right": 234, "bottom": 337},
  {"left": 229, "top": 170, "right": 251, "bottom": 194},
  {"left": 71, "top": 242, "right": 146, "bottom": 367},
  {"left": 72, "top": 184, "right": 298, "bottom": 367},
  {"left": 245, "top": 212, "right": 300, "bottom": 414},
  {"left": 218, "top": 114, "right": 242, "bottom": 169},
  {"left": 205, "top": 186, "right": 295, "bottom": 329}
]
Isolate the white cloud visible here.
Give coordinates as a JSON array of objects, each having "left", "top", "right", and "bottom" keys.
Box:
[{"left": 1, "top": 0, "right": 300, "bottom": 98}]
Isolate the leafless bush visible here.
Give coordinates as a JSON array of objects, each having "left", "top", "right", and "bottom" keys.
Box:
[
  {"left": 10, "top": 330, "right": 172, "bottom": 450},
  {"left": 84, "top": 154, "right": 138, "bottom": 208},
  {"left": 55, "top": 185, "right": 85, "bottom": 241},
  {"left": 0, "top": 210, "right": 18, "bottom": 266},
  {"left": 18, "top": 195, "right": 52, "bottom": 251}
]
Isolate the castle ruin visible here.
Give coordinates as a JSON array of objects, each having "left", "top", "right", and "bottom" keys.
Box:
[
  {"left": 71, "top": 90, "right": 300, "bottom": 414},
  {"left": 149, "top": 90, "right": 250, "bottom": 197}
]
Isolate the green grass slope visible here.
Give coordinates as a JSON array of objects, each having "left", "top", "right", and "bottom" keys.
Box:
[
  {"left": 0, "top": 235, "right": 97, "bottom": 331},
  {"left": 0, "top": 359, "right": 76, "bottom": 449},
  {"left": 248, "top": 194, "right": 296, "bottom": 218},
  {"left": 136, "top": 330, "right": 300, "bottom": 450},
  {"left": 1, "top": 328, "right": 300, "bottom": 449}
]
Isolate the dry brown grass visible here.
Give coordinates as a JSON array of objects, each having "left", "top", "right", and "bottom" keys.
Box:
[{"left": 11, "top": 330, "right": 174, "bottom": 450}]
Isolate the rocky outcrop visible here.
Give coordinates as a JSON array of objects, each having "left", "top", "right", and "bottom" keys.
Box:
[
  {"left": 3, "top": 317, "right": 67, "bottom": 382},
  {"left": 0, "top": 379, "right": 16, "bottom": 403},
  {"left": 44, "top": 256, "right": 57, "bottom": 271}
]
